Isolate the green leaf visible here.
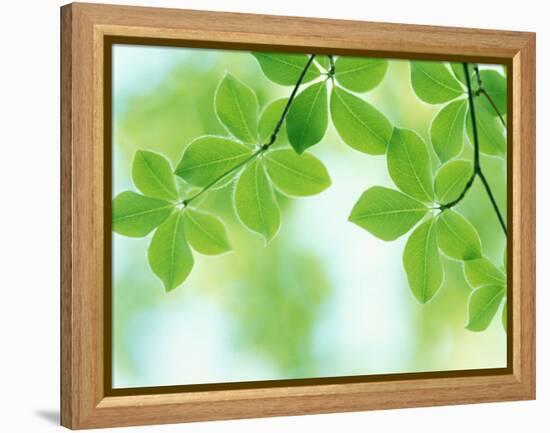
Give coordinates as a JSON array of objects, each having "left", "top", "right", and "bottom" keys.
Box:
[
  {"left": 315, "top": 55, "right": 331, "bottom": 72},
  {"left": 175, "top": 136, "right": 253, "bottom": 187},
  {"left": 502, "top": 300, "right": 507, "bottom": 331},
  {"left": 448, "top": 65, "right": 505, "bottom": 118},
  {"left": 334, "top": 57, "right": 388, "bottom": 92},
  {"left": 464, "top": 257, "right": 506, "bottom": 288},
  {"left": 430, "top": 99, "right": 468, "bottom": 162},
  {"left": 403, "top": 217, "right": 443, "bottom": 303},
  {"left": 503, "top": 245, "right": 507, "bottom": 269},
  {"left": 112, "top": 191, "right": 173, "bottom": 237},
  {"left": 286, "top": 81, "right": 328, "bottom": 154},
  {"left": 466, "top": 284, "right": 505, "bottom": 331},
  {"left": 132, "top": 150, "right": 178, "bottom": 201},
  {"left": 434, "top": 159, "right": 473, "bottom": 204},
  {"left": 258, "top": 98, "right": 288, "bottom": 146},
  {"left": 147, "top": 212, "right": 194, "bottom": 291},
  {"left": 264, "top": 149, "right": 331, "bottom": 196},
  {"left": 479, "top": 70, "right": 507, "bottom": 116},
  {"left": 252, "top": 52, "right": 320, "bottom": 86},
  {"left": 387, "top": 128, "right": 434, "bottom": 203},
  {"left": 410, "top": 61, "right": 464, "bottom": 104},
  {"left": 349, "top": 186, "right": 428, "bottom": 241},
  {"left": 450, "top": 62, "right": 474, "bottom": 86},
  {"left": 466, "top": 103, "right": 506, "bottom": 156},
  {"left": 234, "top": 159, "right": 280, "bottom": 242},
  {"left": 215, "top": 73, "right": 258, "bottom": 144},
  {"left": 436, "top": 210, "right": 482, "bottom": 260},
  {"left": 330, "top": 86, "right": 392, "bottom": 155},
  {"left": 183, "top": 209, "right": 232, "bottom": 255}
]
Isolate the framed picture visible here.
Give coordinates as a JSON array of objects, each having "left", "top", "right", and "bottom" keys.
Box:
[{"left": 60, "top": 3, "right": 536, "bottom": 429}]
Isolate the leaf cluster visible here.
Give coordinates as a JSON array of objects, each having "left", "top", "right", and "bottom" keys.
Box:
[
  {"left": 254, "top": 54, "right": 393, "bottom": 155},
  {"left": 349, "top": 60, "right": 507, "bottom": 331},
  {"left": 113, "top": 52, "right": 507, "bottom": 333},
  {"left": 114, "top": 65, "right": 333, "bottom": 291}
]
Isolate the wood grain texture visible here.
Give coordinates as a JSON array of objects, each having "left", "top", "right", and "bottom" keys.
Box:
[
  {"left": 60, "top": 4, "right": 74, "bottom": 429},
  {"left": 511, "top": 34, "right": 536, "bottom": 395},
  {"left": 60, "top": 2, "right": 536, "bottom": 429}
]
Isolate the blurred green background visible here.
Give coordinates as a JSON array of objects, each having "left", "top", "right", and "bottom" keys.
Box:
[{"left": 112, "top": 45, "right": 507, "bottom": 388}]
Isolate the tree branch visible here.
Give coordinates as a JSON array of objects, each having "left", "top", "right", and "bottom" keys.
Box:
[
  {"left": 467, "top": 63, "right": 482, "bottom": 172},
  {"left": 328, "top": 55, "right": 335, "bottom": 76},
  {"left": 473, "top": 65, "right": 506, "bottom": 127},
  {"left": 478, "top": 170, "right": 507, "bottom": 235},
  {"left": 479, "top": 89, "right": 506, "bottom": 127},
  {"left": 183, "top": 149, "right": 263, "bottom": 205},
  {"left": 439, "top": 63, "right": 507, "bottom": 236},
  {"left": 183, "top": 54, "right": 317, "bottom": 206},
  {"left": 439, "top": 171, "right": 476, "bottom": 211},
  {"left": 263, "top": 54, "right": 317, "bottom": 150}
]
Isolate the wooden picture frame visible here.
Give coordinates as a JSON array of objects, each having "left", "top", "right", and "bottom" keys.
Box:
[{"left": 60, "top": 2, "right": 536, "bottom": 429}]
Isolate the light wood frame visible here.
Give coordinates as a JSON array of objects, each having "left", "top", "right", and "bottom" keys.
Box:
[{"left": 61, "top": 2, "right": 536, "bottom": 429}]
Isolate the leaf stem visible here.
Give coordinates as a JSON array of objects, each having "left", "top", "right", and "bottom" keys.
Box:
[
  {"left": 467, "top": 63, "right": 482, "bottom": 172},
  {"left": 183, "top": 149, "right": 262, "bottom": 205},
  {"left": 438, "top": 171, "right": 476, "bottom": 211},
  {"left": 263, "top": 54, "right": 317, "bottom": 150},
  {"left": 479, "top": 89, "right": 506, "bottom": 127},
  {"left": 328, "top": 55, "right": 336, "bottom": 76},
  {"left": 439, "top": 62, "right": 507, "bottom": 236},
  {"left": 473, "top": 65, "right": 506, "bottom": 127},
  {"left": 183, "top": 54, "right": 317, "bottom": 206},
  {"left": 477, "top": 170, "right": 508, "bottom": 235}
]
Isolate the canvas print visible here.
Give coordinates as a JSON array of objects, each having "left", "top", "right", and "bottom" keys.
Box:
[{"left": 111, "top": 45, "right": 508, "bottom": 389}]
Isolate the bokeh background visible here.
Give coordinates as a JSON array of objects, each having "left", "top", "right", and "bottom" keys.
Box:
[{"left": 111, "top": 45, "right": 507, "bottom": 388}]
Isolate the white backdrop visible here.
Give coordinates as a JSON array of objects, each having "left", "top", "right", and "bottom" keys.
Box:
[{"left": 0, "top": 0, "right": 546, "bottom": 431}]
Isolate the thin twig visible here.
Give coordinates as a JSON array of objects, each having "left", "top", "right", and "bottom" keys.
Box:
[
  {"left": 474, "top": 65, "right": 506, "bottom": 127},
  {"left": 466, "top": 63, "right": 481, "bottom": 171},
  {"left": 479, "top": 89, "right": 506, "bottom": 127},
  {"left": 439, "top": 63, "right": 507, "bottom": 236},
  {"left": 328, "top": 55, "right": 335, "bottom": 76},
  {"left": 439, "top": 171, "right": 476, "bottom": 211},
  {"left": 478, "top": 170, "right": 508, "bottom": 236},
  {"left": 183, "top": 149, "right": 262, "bottom": 205},
  {"left": 263, "top": 54, "right": 317, "bottom": 149}
]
